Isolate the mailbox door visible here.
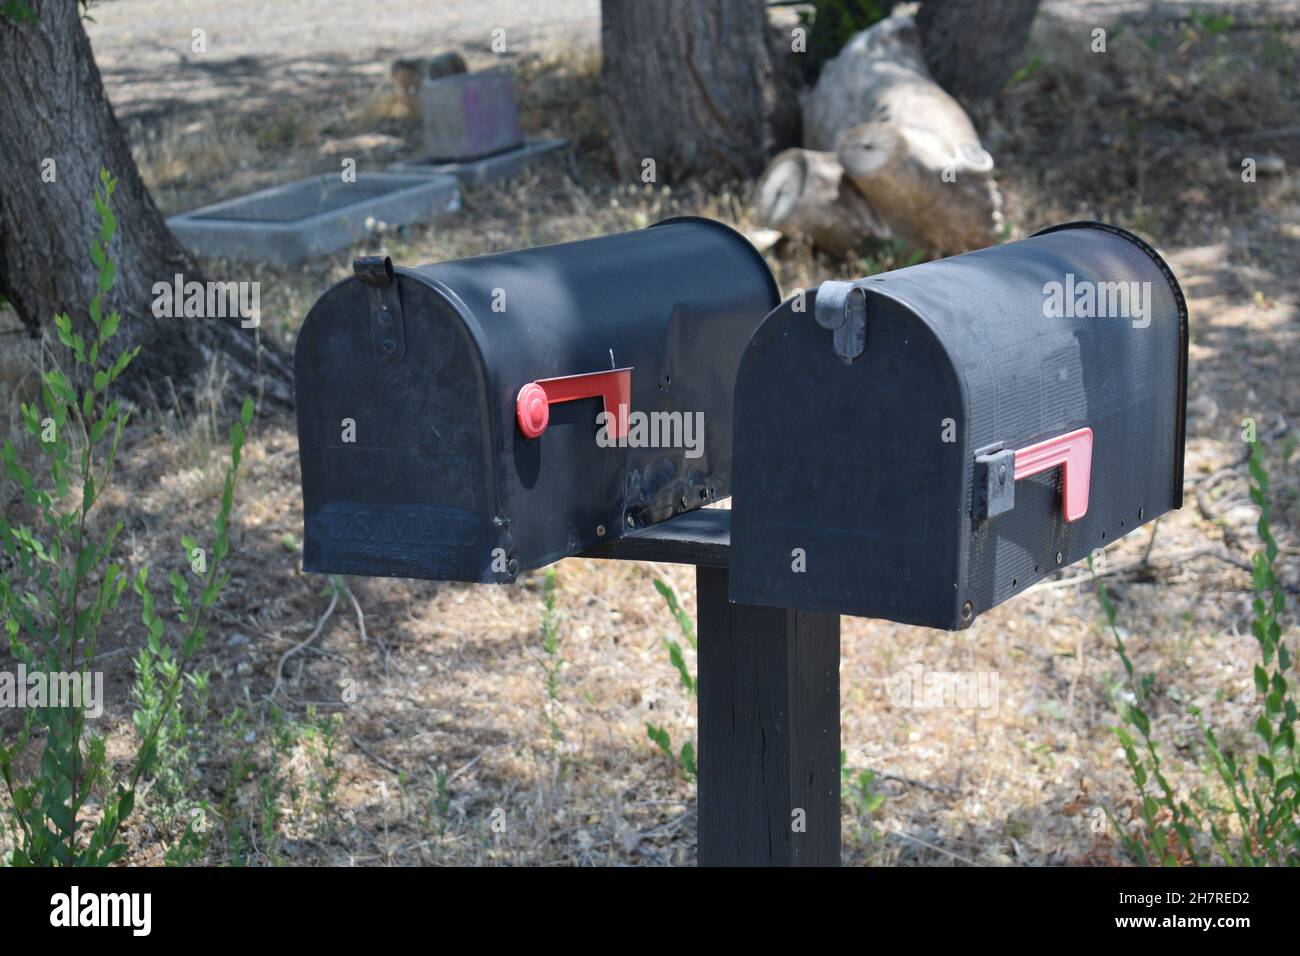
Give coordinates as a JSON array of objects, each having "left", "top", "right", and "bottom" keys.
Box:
[
  {"left": 296, "top": 275, "right": 501, "bottom": 581},
  {"left": 730, "top": 289, "right": 967, "bottom": 627}
]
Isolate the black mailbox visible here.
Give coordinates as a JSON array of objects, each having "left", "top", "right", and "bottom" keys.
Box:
[
  {"left": 295, "top": 217, "right": 778, "bottom": 582},
  {"left": 730, "top": 222, "right": 1188, "bottom": 629}
]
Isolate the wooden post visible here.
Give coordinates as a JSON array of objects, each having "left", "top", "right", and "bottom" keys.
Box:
[
  {"left": 695, "top": 565, "right": 841, "bottom": 866},
  {"left": 583, "top": 510, "right": 842, "bottom": 866}
]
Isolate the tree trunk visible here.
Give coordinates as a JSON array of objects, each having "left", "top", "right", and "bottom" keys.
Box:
[
  {"left": 600, "top": 0, "right": 783, "bottom": 184},
  {"left": 0, "top": 2, "right": 292, "bottom": 408},
  {"left": 915, "top": 0, "right": 1042, "bottom": 104}
]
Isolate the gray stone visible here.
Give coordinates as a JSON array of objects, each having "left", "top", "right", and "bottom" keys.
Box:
[
  {"left": 386, "top": 138, "right": 568, "bottom": 186},
  {"left": 166, "top": 172, "right": 461, "bottom": 265},
  {"left": 420, "top": 69, "right": 524, "bottom": 161}
]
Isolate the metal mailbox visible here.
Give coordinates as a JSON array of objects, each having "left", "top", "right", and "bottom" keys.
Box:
[
  {"left": 294, "top": 217, "right": 779, "bottom": 582},
  {"left": 730, "top": 222, "right": 1188, "bottom": 629}
]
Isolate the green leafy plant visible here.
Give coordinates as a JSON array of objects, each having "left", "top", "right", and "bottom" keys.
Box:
[
  {"left": 1096, "top": 441, "right": 1296, "bottom": 865},
  {"left": 841, "top": 750, "right": 886, "bottom": 849},
  {"left": 428, "top": 766, "right": 451, "bottom": 839},
  {"left": 1007, "top": 56, "right": 1043, "bottom": 88},
  {"left": 130, "top": 651, "right": 211, "bottom": 835},
  {"left": 539, "top": 567, "right": 564, "bottom": 744},
  {"left": 303, "top": 707, "right": 343, "bottom": 840},
  {"left": 1093, "top": 557, "right": 1198, "bottom": 864},
  {"left": 171, "top": 705, "right": 324, "bottom": 867},
  {"left": 2, "top": 1, "right": 96, "bottom": 25},
  {"left": 796, "top": 0, "right": 895, "bottom": 83},
  {"left": 853, "top": 238, "right": 925, "bottom": 277},
  {"left": 191, "top": 705, "right": 326, "bottom": 866},
  {"left": 841, "top": 751, "right": 886, "bottom": 817},
  {"left": 213, "top": 705, "right": 257, "bottom": 865},
  {"left": 0, "top": 0, "right": 36, "bottom": 24},
  {"left": 161, "top": 805, "right": 210, "bottom": 866},
  {"left": 1187, "top": 9, "right": 1234, "bottom": 39},
  {"left": 0, "top": 168, "right": 254, "bottom": 866},
  {"left": 645, "top": 578, "right": 697, "bottom": 781},
  {"left": 271, "top": 708, "right": 300, "bottom": 862}
]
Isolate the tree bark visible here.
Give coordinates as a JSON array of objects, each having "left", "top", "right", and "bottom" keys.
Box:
[
  {"left": 0, "top": 2, "right": 292, "bottom": 408},
  {"left": 915, "top": 0, "right": 1042, "bottom": 104},
  {"left": 600, "top": 0, "right": 784, "bottom": 184}
]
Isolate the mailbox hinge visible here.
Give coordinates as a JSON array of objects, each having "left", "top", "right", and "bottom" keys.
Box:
[
  {"left": 814, "top": 280, "right": 867, "bottom": 363},
  {"left": 973, "top": 444, "right": 1016, "bottom": 520},
  {"left": 353, "top": 255, "right": 407, "bottom": 364}
]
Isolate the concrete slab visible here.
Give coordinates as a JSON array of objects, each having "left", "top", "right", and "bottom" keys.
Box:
[
  {"left": 166, "top": 172, "right": 461, "bottom": 264},
  {"left": 386, "top": 139, "right": 569, "bottom": 186}
]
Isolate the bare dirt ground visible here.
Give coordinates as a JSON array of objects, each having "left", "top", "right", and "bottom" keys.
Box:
[
  {"left": 0, "top": 1, "right": 1296, "bottom": 866},
  {"left": 86, "top": 0, "right": 600, "bottom": 119}
]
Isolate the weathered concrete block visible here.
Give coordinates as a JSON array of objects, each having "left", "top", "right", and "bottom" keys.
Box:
[
  {"left": 166, "top": 172, "right": 461, "bottom": 265},
  {"left": 387, "top": 138, "right": 568, "bottom": 185},
  {"left": 420, "top": 69, "right": 525, "bottom": 161}
]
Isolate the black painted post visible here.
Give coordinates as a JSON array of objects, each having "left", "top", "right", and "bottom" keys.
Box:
[
  {"left": 581, "top": 511, "right": 842, "bottom": 866},
  {"left": 695, "top": 564, "right": 842, "bottom": 866}
]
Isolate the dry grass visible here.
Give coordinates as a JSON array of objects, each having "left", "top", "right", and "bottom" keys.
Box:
[
  {"left": 2, "top": 4, "right": 1299, "bottom": 866},
  {"left": 991, "top": 9, "right": 1300, "bottom": 243}
]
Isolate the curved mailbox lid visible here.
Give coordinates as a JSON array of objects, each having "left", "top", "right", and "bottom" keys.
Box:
[
  {"left": 863, "top": 220, "right": 1188, "bottom": 511},
  {"left": 405, "top": 216, "right": 781, "bottom": 540},
  {"left": 408, "top": 216, "right": 778, "bottom": 439}
]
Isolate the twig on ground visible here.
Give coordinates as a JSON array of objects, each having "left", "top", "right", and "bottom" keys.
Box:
[
  {"left": 350, "top": 734, "right": 402, "bottom": 775},
  {"left": 267, "top": 583, "right": 339, "bottom": 701},
  {"left": 879, "top": 773, "right": 958, "bottom": 797},
  {"left": 1067, "top": 626, "right": 1085, "bottom": 712},
  {"left": 634, "top": 809, "right": 694, "bottom": 841},
  {"left": 1141, "top": 515, "right": 1161, "bottom": 566},
  {"left": 1022, "top": 546, "right": 1288, "bottom": 595},
  {"left": 212, "top": 607, "right": 352, "bottom": 664},
  {"left": 880, "top": 826, "right": 977, "bottom": 865},
  {"left": 448, "top": 750, "right": 490, "bottom": 784},
  {"left": 340, "top": 579, "right": 390, "bottom": 677}
]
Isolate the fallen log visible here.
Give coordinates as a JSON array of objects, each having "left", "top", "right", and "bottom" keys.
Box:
[
  {"left": 836, "top": 120, "right": 1001, "bottom": 254},
  {"left": 754, "top": 147, "right": 887, "bottom": 256},
  {"left": 794, "top": 14, "right": 1003, "bottom": 255}
]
